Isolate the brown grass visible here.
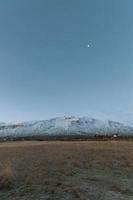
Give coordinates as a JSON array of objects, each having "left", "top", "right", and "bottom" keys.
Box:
[
  {"left": 0, "top": 165, "right": 14, "bottom": 189},
  {"left": 0, "top": 141, "right": 132, "bottom": 199}
]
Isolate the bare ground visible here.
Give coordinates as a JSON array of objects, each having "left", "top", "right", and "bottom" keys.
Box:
[{"left": 0, "top": 141, "right": 132, "bottom": 200}]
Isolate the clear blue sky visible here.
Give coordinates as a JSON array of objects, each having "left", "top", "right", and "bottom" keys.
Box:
[{"left": 0, "top": 0, "right": 133, "bottom": 122}]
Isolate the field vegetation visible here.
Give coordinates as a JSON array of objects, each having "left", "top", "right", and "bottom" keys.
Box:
[{"left": 0, "top": 141, "right": 132, "bottom": 200}]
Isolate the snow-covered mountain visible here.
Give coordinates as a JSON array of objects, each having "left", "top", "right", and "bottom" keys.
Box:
[{"left": 0, "top": 116, "right": 133, "bottom": 139}]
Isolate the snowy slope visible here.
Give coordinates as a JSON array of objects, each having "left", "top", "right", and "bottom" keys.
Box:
[{"left": 0, "top": 116, "right": 133, "bottom": 138}]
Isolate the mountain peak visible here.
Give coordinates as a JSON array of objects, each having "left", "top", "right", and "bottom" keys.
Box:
[{"left": 0, "top": 116, "right": 133, "bottom": 138}]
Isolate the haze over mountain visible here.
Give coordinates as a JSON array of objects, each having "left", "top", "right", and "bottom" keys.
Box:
[{"left": 0, "top": 116, "right": 133, "bottom": 139}]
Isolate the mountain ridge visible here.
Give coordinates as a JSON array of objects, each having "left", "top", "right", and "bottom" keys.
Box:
[{"left": 0, "top": 116, "right": 133, "bottom": 138}]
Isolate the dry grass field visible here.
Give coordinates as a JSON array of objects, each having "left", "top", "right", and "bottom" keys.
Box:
[{"left": 0, "top": 141, "right": 132, "bottom": 200}]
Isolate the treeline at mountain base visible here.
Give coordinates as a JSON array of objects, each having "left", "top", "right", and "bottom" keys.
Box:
[{"left": 0, "top": 134, "right": 133, "bottom": 142}]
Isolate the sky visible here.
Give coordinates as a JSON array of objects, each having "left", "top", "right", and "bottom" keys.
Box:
[{"left": 0, "top": 0, "right": 133, "bottom": 122}]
